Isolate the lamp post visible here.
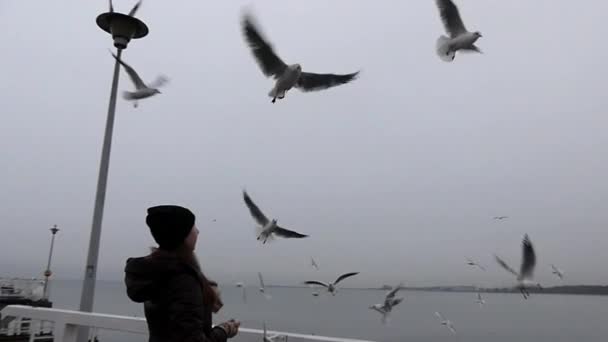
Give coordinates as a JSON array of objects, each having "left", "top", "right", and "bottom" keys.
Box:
[
  {"left": 42, "top": 225, "right": 59, "bottom": 300},
  {"left": 77, "top": 6, "right": 148, "bottom": 342}
]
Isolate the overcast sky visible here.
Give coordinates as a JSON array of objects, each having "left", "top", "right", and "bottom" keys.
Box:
[{"left": 0, "top": 0, "right": 607, "bottom": 290}]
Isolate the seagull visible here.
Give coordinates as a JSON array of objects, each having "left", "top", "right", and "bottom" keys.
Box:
[
  {"left": 475, "top": 292, "right": 486, "bottom": 308},
  {"left": 108, "top": 0, "right": 142, "bottom": 17},
  {"left": 258, "top": 272, "right": 272, "bottom": 300},
  {"left": 434, "top": 312, "right": 456, "bottom": 334},
  {"left": 311, "top": 257, "right": 319, "bottom": 270},
  {"left": 109, "top": 51, "right": 168, "bottom": 108},
  {"left": 263, "top": 322, "right": 288, "bottom": 342},
  {"left": 243, "top": 190, "right": 308, "bottom": 244},
  {"left": 495, "top": 234, "right": 542, "bottom": 299},
  {"left": 303, "top": 272, "right": 359, "bottom": 296},
  {"left": 369, "top": 283, "right": 405, "bottom": 324},
  {"left": 493, "top": 216, "right": 509, "bottom": 220},
  {"left": 241, "top": 12, "right": 359, "bottom": 103},
  {"left": 235, "top": 282, "right": 247, "bottom": 303},
  {"left": 551, "top": 264, "right": 565, "bottom": 280},
  {"left": 434, "top": 0, "right": 482, "bottom": 62},
  {"left": 466, "top": 257, "right": 486, "bottom": 271}
]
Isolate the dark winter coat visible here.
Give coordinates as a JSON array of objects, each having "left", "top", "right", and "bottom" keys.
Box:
[{"left": 124, "top": 254, "right": 228, "bottom": 342}]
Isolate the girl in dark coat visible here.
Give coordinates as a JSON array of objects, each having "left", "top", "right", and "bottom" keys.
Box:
[{"left": 125, "top": 205, "right": 240, "bottom": 342}]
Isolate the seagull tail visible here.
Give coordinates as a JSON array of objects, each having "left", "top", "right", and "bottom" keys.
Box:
[
  {"left": 436, "top": 35, "right": 455, "bottom": 62},
  {"left": 268, "top": 87, "right": 286, "bottom": 100}
]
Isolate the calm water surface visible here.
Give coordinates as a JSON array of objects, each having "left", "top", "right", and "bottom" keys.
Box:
[{"left": 48, "top": 280, "right": 608, "bottom": 342}]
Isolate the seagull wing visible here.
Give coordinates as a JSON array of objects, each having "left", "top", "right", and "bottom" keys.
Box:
[
  {"left": 127, "top": 0, "right": 142, "bottom": 17},
  {"left": 311, "top": 257, "right": 319, "bottom": 270},
  {"left": 551, "top": 264, "right": 563, "bottom": 278},
  {"left": 519, "top": 234, "right": 536, "bottom": 279},
  {"left": 274, "top": 226, "right": 308, "bottom": 238},
  {"left": 387, "top": 297, "right": 404, "bottom": 308},
  {"left": 241, "top": 13, "right": 287, "bottom": 78},
  {"left": 258, "top": 272, "right": 266, "bottom": 289},
  {"left": 334, "top": 272, "right": 359, "bottom": 285},
  {"left": 243, "top": 191, "right": 269, "bottom": 226},
  {"left": 435, "top": 0, "right": 468, "bottom": 37},
  {"left": 295, "top": 71, "right": 359, "bottom": 92},
  {"left": 385, "top": 283, "right": 403, "bottom": 300},
  {"left": 109, "top": 0, "right": 114, "bottom": 12},
  {"left": 110, "top": 51, "right": 146, "bottom": 89},
  {"left": 494, "top": 255, "right": 518, "bottom": 276},
  {"left": 448, "top": 323, "right": 456, "bottom": 334},
  {"left": 303, "top": 281, "right": 329, "bottom": 288},
  {"left": 434, "top": 311, "right": 445, "bottom": 322}
]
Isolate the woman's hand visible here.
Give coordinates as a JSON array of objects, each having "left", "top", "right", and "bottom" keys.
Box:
[{"left": 217, "top": 319, "right": 240, "bottom": 338}]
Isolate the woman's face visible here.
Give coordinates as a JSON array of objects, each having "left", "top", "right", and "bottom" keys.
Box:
[{"left": 185, "top": 225, "right": 199, "bottom": 250}]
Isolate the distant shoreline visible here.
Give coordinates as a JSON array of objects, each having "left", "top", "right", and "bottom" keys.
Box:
[{"left": 268, "top": 284, "right": 608, "bottom": 296}]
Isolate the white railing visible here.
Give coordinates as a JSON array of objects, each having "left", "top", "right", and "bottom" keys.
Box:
[{"left": 1, "top": 305, "right": 377, "bottom": 342}]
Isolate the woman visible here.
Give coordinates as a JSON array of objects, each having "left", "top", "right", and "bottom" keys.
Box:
[{"left": 125, "top": 205, "right": 240, "bottom": 342}]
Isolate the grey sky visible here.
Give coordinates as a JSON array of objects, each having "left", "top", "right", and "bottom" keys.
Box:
[{"left": 0, "top": 0, "right": 607, "bottom": 289}]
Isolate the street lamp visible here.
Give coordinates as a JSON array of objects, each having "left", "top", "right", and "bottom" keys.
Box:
[
  {"left": 42, "top": 225, "right": 59, "bottom": 300},
  {"left": 77, "top": 5, "right": 148, "bottom": 342}
]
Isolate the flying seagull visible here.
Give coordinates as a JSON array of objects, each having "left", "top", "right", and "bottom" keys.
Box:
[
  {"left": 551, "top": 264, "right": 565, "bottom": 280},
  {"left": 466, "top": 257, "right": 486, "bottom": 271},
  {"left": 109, "top": 0, "right": 142, "bottom": 16},
  {"left": 435, "top": 0, "right": 482, "bottom": 62},
  {"left": 258, "top": 272, "right": 272, "bottom": 300},
  {"left": 434, "top": 312, "right": 456, "bottom": 334},
  {"left": 235, "top": 282, "right": 247, "bottom": 303},
  {"left": 109, "top": 51, "right": 168, "bottom": 108},
  {"left": 304, "top": 272, "right": 359, "bottom": 296},
  {"left": 369, "top": 283, "right": 405, "bottom": 325},
  {"left": 493, "top": 216, "right": 508, "bottom": 220},
  {"left": 241, "top": 12, "right": 359, "bottom": 103},
  {"left": 475, "top": 292, "right": 486, "bottom": 308},
  {"left": 263, "top": 322, "right": 288, "bottom": 342},
  {"left": 311, "top": 257, "right": 319, "bottom": 270},
  {"left": 495, "top": 234, "right": 542, "bottom": 299},
  {"left": 243, "top": 190, "right": 308, "bottom": 243}
]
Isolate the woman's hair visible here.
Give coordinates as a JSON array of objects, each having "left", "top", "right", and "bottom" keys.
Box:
[{"left": 148, "top": 245, "right": 219, "bottom": 307}]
